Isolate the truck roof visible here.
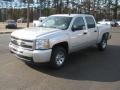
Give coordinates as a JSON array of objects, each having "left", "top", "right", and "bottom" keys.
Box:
[{"left": 51, "top": 14, "right": 93, "bottom": 17}]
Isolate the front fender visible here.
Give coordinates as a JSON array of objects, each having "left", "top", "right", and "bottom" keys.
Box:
[{"left": 49, "top": 32, "right": 69, "bottom": 48}]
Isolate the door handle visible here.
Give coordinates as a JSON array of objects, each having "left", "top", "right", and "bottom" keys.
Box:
[
  {"left": 94, "top": 30, "right": 97, "bottom": 32},
  {"left": 83, "top": 32, "right": 87, "bottom": 35}
]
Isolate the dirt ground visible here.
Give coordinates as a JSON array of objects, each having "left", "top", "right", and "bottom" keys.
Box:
[{"left": 0, "top": 22, "right": 33, "bottom": 32}]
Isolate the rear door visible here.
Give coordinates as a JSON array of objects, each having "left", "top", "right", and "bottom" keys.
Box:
[
  {"left": 70, "top": 17, "right": 89, "bottom": 51},
  {"left": 85, "top": 16, "right": 98, "bottom": 45}
]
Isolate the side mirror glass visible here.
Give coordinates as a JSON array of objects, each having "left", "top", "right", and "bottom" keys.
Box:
[
  {"left": 72, "top": 25, "right": 78, "bottom": 31},
  {"left": 72, "top": 25, "right": 85, "bottom": 31}
]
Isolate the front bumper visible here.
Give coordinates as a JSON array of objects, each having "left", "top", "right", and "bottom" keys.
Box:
[{"left": 9, "top": 42, "right": 52, "bottom": 63}]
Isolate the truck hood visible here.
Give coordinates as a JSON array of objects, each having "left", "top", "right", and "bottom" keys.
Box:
[{"left": 11, "top": 27, "right": 60, "bottom": 40}]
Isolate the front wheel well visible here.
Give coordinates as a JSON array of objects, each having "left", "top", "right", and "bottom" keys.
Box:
[{"left": 52, "top": 42, "right": 69, "bottom": 53}]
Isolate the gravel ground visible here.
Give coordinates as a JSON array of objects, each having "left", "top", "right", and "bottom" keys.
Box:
[{"left": 0, "top": 22, "right": 33, "bottom": 32}]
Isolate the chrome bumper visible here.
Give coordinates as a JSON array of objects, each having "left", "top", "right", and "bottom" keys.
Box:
[{"left": 9, "top": 42, "right": 52, "bottom": 63}]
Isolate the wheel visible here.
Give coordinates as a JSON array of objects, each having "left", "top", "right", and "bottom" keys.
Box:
[
  {"left": 98, "top": 34, "right": 108, "bottom": 51},
  {"left": 50, "top": 46, "right": 67, "bottom": 69}
]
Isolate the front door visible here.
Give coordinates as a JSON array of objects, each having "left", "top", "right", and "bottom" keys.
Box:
[{"left": 69, "top": 17, "right": 89, "bottom": 52}]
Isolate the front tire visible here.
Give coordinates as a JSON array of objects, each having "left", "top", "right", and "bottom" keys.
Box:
[
  {"left": 50, "top": 46, "right": 67, "bottom": 69},
  {"left": 98, "top": 34, "right": 108, "bottom": 51}
]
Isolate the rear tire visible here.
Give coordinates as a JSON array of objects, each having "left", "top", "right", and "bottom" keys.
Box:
[
  {"left": 98, "top": 34, "right": 108, "bottom": 51},
  {"left": 50, "top": 46, "right": 67, "bottom": 69}
]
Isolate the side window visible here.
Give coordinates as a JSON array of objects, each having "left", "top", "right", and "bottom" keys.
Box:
[
  {"left": 72, "top": 17, "right": 85, "bottom": 31},
  {"left": 85, "top": 16, "right": 96, "bottom": 29}
]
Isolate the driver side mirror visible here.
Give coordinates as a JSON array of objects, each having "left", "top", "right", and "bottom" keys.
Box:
[
  {"left": 72, "top": 25, "right": 85, "bottom": 31},
  {"left": 72, "top": 25, "right": 78, "bottom": 31}
]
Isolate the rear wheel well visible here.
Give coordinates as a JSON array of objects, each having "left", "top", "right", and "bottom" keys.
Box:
[
  {"left": 102, "top": 32, "right": 109, "bottom": 40},
  {"left": 52, "top": 42, "right": 69, "bottom": 53}
]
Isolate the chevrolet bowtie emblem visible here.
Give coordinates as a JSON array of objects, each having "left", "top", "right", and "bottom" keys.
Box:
[{"left": 17, "top": 40, "right": 22, "bottom": 46}]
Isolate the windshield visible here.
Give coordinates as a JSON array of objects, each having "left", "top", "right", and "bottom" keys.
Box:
[{"left": 39, "top": 16, "right": 72, "bottom": 30}]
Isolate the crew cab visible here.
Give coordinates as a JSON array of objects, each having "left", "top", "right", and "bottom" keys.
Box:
[{"left": 9, "top": 14, "right": 112, "bottom": 68}]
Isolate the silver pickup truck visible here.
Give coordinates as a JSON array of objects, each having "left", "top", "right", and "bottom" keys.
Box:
[{"left": 9, "top": 14, "right": 112, "bottom": 68}]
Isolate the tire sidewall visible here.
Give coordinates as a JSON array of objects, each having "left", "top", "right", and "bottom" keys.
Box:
[
  {"left": 98, "top": 34, "right": 108, "bottom": 51},
  {"left": 50, "top": 46, "right": 67, "bottom": 69},
  {"left": 101, "top": 38, "right": 107, "bottom": 49}
]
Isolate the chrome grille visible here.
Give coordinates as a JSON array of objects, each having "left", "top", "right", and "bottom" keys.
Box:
[{"left": 11, "top": 36, "right": 33, "bottom": 50}]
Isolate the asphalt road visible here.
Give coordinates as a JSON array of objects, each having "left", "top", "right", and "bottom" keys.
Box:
[{"left": 0, "top": 30, "right": 120, "bottom": 90}]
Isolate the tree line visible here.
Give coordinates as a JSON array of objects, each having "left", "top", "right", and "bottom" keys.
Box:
[{"left": 0, "top": 0, "right": 120, "bottom": 22}]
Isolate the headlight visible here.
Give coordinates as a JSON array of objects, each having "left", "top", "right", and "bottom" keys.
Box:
[{"left": 33, "top": 39, "right": 50, "bottom": 50}]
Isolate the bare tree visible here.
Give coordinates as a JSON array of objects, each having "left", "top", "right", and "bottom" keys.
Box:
[{"left": 113, "top": 0, "right": 119, "bottom": 19}]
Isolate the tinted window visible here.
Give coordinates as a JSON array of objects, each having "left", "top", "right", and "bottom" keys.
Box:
[
  {"left": 85, "top": 16, "right": 96, "bottom": 29},
  {"left": 72, "top": 17, "right": 85, "bottom": 31}
]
